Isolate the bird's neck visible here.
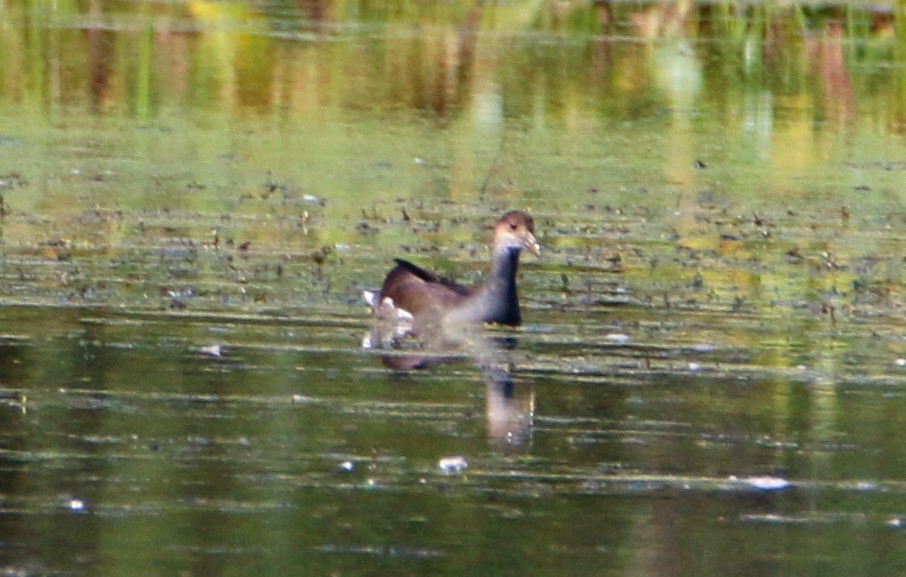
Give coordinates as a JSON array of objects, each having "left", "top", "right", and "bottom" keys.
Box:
[
  {"left": 447, "top": 246, "right": 522, "bottom": 326},
  {"left": 486, "top": 246, "right": 521, "bottom": 301}
]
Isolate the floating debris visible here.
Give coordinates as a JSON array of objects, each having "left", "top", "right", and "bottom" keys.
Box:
[
  {"left": 197, "top": 344, "right": 222, "bottom": 357},
  {"left": 438, "top": 456, "right": 468, "bottom": 474},
  {"left": 732, "top": 475, "right": 792, "bottom": 491}
]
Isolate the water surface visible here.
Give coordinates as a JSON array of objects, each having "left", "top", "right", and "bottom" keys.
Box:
[{"left": 0, "top": 1, "right": 905, "bottom": 576}]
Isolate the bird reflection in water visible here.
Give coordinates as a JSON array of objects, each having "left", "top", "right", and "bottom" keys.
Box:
[{"left": 363, "top": 322, "right": 535, "bottom": 449}]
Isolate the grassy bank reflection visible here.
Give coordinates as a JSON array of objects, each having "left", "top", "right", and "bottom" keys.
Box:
[{"left": 2, "top": 1, "right": 906, "bottom": 129}]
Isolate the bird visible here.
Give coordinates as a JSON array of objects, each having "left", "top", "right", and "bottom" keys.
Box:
[{"left": 363, "top": 210, "right": 540, "bottom": 346}]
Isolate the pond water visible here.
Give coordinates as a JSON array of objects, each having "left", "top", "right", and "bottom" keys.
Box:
[{"left": 1, "top": 1, "right": 905, "bottom": 576}]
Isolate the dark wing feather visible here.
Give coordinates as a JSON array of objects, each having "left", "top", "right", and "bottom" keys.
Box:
[{"left": 391, "top": 259, "right": 471, "bottom": 296}]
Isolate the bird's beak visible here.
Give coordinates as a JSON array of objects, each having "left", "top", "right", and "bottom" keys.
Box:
[{"left": 524, "top": 232, "right": 541, "bottom": 257}]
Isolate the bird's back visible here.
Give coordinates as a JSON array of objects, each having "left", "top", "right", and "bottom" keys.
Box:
[{"left": 379, "top": 259, "right": 472, "bottom": 320}]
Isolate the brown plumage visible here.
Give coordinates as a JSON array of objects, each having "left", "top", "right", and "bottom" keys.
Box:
[{"left": 364, "top": 211, "right": 540, "bottom": 340}]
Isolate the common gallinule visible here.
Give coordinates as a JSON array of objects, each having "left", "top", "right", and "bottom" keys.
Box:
[{"left": 364, "top": 210, "right": 540, "bottom": 343}]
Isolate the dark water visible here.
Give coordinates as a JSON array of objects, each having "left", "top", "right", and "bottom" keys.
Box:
[{"left": 1, "top": 1, "right": 906, "bottom": 576}]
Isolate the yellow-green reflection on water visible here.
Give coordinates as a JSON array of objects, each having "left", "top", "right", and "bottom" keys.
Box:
[{"left": 0, "top": 2, "right": 904, "bottom": 577}]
